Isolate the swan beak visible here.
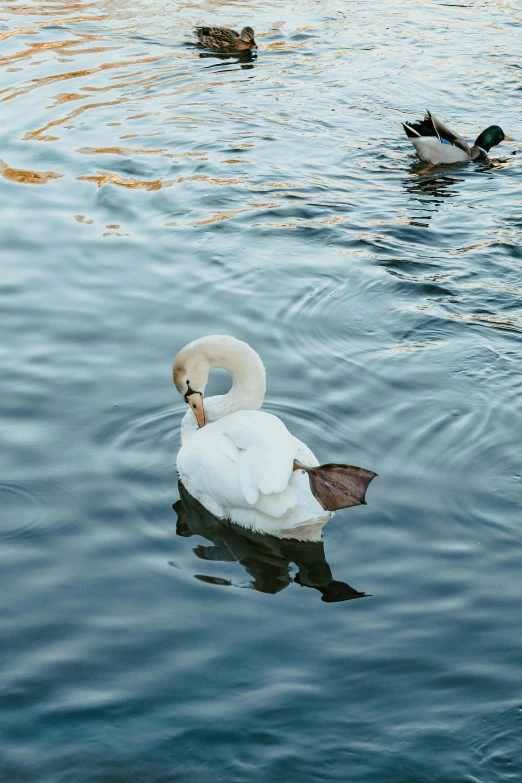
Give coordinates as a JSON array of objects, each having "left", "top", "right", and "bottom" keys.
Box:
[
  {"left": 504, "top": 135, "right": 514, "bottom": 141},
  {"left": 188, "top": 392, "right": 205, "bottom": 428}
]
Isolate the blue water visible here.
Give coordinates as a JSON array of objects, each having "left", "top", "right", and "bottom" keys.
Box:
[{"left": 1, "top": 1, "right": 521, "bottom": 780}]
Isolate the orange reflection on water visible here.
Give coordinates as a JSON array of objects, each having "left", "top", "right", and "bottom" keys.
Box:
[
  {"left": 0, "top": 39, "right": 82, "bottom": 67},
  {"left": 5, "top": 4, "right": 98, "bottom": 17},
  {"left": 0, "top": 15, "right": 107, "bottom": 43},
  {"left": 75, "top": 169, "right": 244, "bottom": 191},
  {"left": 195, "top": 211, "right": 244, "bottom": 226},
  {"left": 48, "top": 92, "right": 88, "bottom": 108},
  {"left": 23, "top": 99, "right": 123, "bottom": 140},
  {"left": 0, "top": 159, "right": 62, "bottom": 184},
  {"left": 119, "top": 132, "right": 164, "bottom": 140},
  {"left": 252, "top": 181, "right": 302, "bottom": 190},
  {"left": 177, "top": 175, "right": 243, "bottom": 185},
  {"left": 77, "top": 146, "right": 165, "bottom": 156},
  {"left": 0, "top": 55, "right": 164, "bottom": 102},
  {"left": 264, "top": 41, "right": 310, "bottom": 51},
  {"left": 0, "top": 38, "right": 118, "bottom": 68},
  {"left": 77, "top": 171, "right": 170, "bottom": 190}
]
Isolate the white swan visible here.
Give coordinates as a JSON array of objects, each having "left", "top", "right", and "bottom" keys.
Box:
[{"left": 173, "top": 335, "right": 376, "bottom": 541}]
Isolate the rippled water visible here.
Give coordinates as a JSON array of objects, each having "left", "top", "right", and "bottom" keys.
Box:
[{"left": 1, "top": 0, "right": 521, "bottom": 780}]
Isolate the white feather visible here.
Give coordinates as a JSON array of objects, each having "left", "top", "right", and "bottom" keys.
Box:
[
  {"left": 174, "top": 337, "right": 332, "bottom": 540},
  {"left": 177, "top": 409, "right": 329, "bottom": 539},
  {"left": 410, "top": 136, "right": 469, "bottom": 164}
]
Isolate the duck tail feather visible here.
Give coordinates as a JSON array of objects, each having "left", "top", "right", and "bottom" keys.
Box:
[
  {"left": 403, "top": 122, "right": 420, "bottom": 139},
  {"left": 425, "top": 109, "right": 440, "bottom": 140},
  {"left": 403, "top": 116, "right": 438, "bottom": 139}
]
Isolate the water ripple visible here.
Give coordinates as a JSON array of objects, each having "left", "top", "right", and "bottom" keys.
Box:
[
  {"left": 2, "top": 1, "right": 522, "bottom": 781},
  {"left": 0, "top": 480, "right": 53, "bottom": 540}
]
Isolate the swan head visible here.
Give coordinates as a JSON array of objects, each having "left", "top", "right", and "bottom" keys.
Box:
[
  {"left": 173, "top": 344, "right": 209, "bottom": 428},
  {"left": 173, "top": 335, "right": 267, "bottom": 427}
]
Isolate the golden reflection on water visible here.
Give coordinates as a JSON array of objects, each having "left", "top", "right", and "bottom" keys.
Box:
[
  {"left": 0, "top": 159, "right": 62, "bottom": 184},
  {"left": 180, "top": 174, "right": 242, "bottom": 185},
  {"left": 0, "top": 55, "right": 164, "bottom": 102},
  {"left": 77, "top": 170, "right": 168, "bottom": 190},
  {"left": 77, "top": 146, "right": 165, "bottom": 156},
  {"left": 75, "top": 170, "right": 243, "bottom": 189},
  {"left": 195, "top": 211, "right": 244, "bottom": 226},
  {"left": 24, "top": 99, "right": 122, "bottom": 141},
  {"left": 119, "top": 132, "right": 165, "bottom": 140},
  {"left": 5, "top": 4, "right": 99, "bottom": 17},
  {"left": 0, "top": 14, "right": 106, "bottom": 43},
  {"left": 264, "top": 40, "right": 308, "bottom": 51}
]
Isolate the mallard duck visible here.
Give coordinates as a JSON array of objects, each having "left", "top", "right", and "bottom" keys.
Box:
[
  {"left": 195, "top": 25, "right": 257, "bottom": 52},
  {"left": 173, "top": 335, "right": 376, "bottom": 541},
  {"left": 403, "top": 110, "right": 513, "bottom": 165}
]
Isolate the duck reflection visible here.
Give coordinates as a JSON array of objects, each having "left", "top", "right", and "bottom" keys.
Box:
[
  {"left": 403, "top": 163, "right": 463, "bottom": 225},
  {"left": 173, "top": 482, "right": 367, "bottom": 603},
  {"left": 198, "top": 50, "right": 256, "bottom": 70}
]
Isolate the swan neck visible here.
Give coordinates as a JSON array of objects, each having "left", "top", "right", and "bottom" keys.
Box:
[{"left": 207, "top": 342, "right": 266, "bottom": 420}]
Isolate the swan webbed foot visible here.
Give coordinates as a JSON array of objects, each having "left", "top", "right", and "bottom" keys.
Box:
[{"left": 295, "top": 461, "right": 377, "bottom": 511}]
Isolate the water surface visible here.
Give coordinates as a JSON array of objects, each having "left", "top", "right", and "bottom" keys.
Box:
[{"left": 1, "top": 1, "right": 521, "bottom": 781}]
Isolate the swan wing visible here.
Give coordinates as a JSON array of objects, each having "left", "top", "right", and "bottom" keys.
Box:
[
  {"left": 292, "top": 436, "right": 319, "bottom": 467},
  {"left": 177, "top": 411, "right": 303, "bottom": 515},
  {"left": 221, "top": 411, "right": 296, "bottom": 502}
]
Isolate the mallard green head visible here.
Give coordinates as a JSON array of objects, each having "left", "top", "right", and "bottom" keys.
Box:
[
  {"left": 474, "top": 125, "right": 511, "bottom": 152},
  {"left": 240, "top": 26, "right": 257, "bottom": 48}
]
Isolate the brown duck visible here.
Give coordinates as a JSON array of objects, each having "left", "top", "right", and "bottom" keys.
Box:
[{"left": 195, "top": 26, "right": 257, "bottom": 52}]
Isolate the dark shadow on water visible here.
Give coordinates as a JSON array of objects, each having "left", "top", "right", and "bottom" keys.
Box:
[
  {"left": 173, "top": 482, "right": 368, "bottom": 603},
  {"left": 183, "top": 39, "right": 257, "bottom": 69},
  {"left": 403, "top": 162, "right": 464, "bottom": 225},
  {"left": 405, "top": 162, "right": 463, "bottom": 200},
  {"left": 197, "top": 49, "right": 257, "bottom": 70}
]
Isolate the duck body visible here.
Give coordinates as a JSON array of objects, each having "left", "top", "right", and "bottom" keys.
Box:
[
  {"left": 173, "top": 336, "right": 376, "bottom": 542},
  {"left": 195, "top": 25, "right": 257, "bottom": 51},
  {"left": 406, "top": 135, "right": 470, "bottom": 165},
  {"left": 403, "top": 110, "right": 510, "bottom": 165}
]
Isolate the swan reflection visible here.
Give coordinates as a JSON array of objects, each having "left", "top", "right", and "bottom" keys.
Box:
[{"left": 173, "top": 482, "right": 367, "bottom": 603}]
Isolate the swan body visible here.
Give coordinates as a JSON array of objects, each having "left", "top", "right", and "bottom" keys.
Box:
[
  {"left": 403, "top": 110, "right": 512, "bottom": 165},
  {"left": 173, "top": 336, "right": 376, "bottom": 541}
]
